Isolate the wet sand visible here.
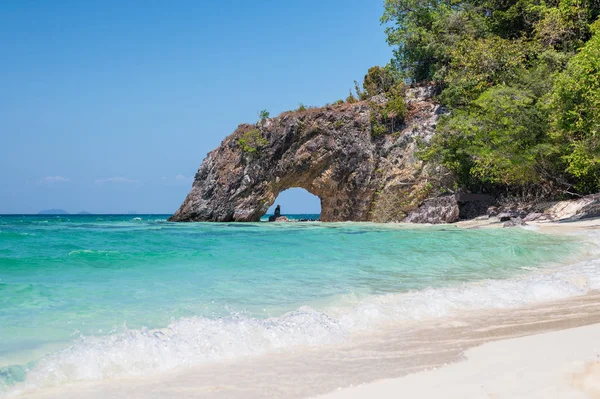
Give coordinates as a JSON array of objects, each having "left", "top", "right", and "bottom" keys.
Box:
[
  {"left": 318, "top": 310, "right": 600, "bottom": 398},
  {"left": 16, "top": 290, "right": 600, "bottom": 398}
]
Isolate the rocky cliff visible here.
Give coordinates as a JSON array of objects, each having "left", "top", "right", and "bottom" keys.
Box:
[{"left": 170, "top": 86, "right": 452, "bottom": 222}]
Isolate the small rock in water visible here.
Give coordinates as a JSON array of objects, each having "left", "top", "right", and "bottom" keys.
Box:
[{"left": 268, "top": 205, "right": 283, "bottom": 222}]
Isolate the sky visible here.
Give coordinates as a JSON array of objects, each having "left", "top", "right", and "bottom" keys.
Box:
[{"left": 0, "top": 0, "right": 392, "bottom": 214}]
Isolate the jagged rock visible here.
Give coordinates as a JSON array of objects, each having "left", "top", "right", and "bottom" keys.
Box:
[
  {"left": 404, "top": 195, "right": 460, "bottom": 224},
  {"left": 545, "top": 194, "right": 600, "bottom": 220},
  {"left": 523, "top": 212, "right": 543, "bottom": 222},
  {"left": 170, "top": 86, "right": 448, "bottom": 222},
  {"left": 274, "top": 216, "right": 289, "bottom": 222},
  {"left": 503, "top": 218, "right": 527, "bottom": 228}
]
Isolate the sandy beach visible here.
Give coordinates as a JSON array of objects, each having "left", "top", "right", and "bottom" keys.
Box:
[
  {"left": 6, "top": 218, "right": 600, "bottom": 399},
  {"left": 317, "top": 322, "right": 600, "bottom": 399},
  {"left": 317, "top": 218, "right": 600, "bottom": 399}
]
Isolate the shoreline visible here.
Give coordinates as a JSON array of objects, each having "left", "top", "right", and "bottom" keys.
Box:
[
  {"left": 18, "top": 290, "right": 600, "bottom": 399},
  {"left": 315, "top": 217, "right": 600, "bottom": 398},
  {"left": 7, "top": 218, "right": 600, "bottom": 399},
  {"left": 316, "top": 320, "right": 600, "bottom": 398}
]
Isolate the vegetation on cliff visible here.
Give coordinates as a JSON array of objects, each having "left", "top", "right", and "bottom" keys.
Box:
[
  {"left": 380, "top": 0, "right": 600, "bottom": 196},
  {"left": 238, "top": 129, "right": 269, "bottom": 153}
]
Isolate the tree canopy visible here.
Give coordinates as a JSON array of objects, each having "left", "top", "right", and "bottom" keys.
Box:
[{"left": 381, "top": 0, "right": 600, "bottom": 195}]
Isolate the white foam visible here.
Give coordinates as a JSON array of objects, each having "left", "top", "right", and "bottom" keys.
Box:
[
  {"left": 5, "top": 231, "right": 600, "bottom": 397},
  {"left": 5, "top": 308, "right": 346, "bottom": 396}
]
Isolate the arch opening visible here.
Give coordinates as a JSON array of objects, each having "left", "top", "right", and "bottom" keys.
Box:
[{"left": 261, "top": 188, "right": 321, "bottom": 222}]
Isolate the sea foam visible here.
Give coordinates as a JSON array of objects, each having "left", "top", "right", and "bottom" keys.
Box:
[{"left": 5, "top": 232, "right": 600, "bottom": 397}]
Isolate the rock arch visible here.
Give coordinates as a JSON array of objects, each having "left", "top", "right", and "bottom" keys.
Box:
[{"left": 169, "top": 87, "right": 446, "bottom": 222}]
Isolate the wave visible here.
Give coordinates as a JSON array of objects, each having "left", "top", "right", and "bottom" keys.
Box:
[
  {"left": 4, "top": 231, "right": 600, "bottom": 396},
  {"left": 0, "top": 231, "right": 36, "bottom": 239},
  {"left": 3, "top": 308, "right": 346, "bottom": 396}
]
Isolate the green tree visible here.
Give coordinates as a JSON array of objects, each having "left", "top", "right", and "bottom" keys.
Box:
[
  {"left": 258, "top": 109, "right": 270, "bottom": 121},
  {"left": 441, "top": 37, "right": 528, "bottom": 107},
  {"left": 550, "top": 25, "right": 600, "bottom": 192},
  {"left": 362, "top": 65, "right": 399, "bottom": 97},
  {"left": 382, "top": 0, "right": 600, "bottom": 195},
  {"left": 423, "top": 86, "right": 553, "bottom": 187},
  {"left": 382, "top": 0, "right": 488, "bottom": 82}
]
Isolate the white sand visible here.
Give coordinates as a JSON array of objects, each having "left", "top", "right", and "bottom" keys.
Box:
[{"left": 317, "top": 322, "right": 600, "bottom": 399}]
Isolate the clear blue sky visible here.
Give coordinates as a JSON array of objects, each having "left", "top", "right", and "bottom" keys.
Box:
[{"left": 0, "top": 0, "right": 392, "bottom": 214}]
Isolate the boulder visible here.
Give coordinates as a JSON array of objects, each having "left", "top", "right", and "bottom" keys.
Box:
[
  {"left": 545, "top": 194, "right": 600, "bottom": 221},
  {"left": 404, "top": 195, "right": 460, "bottom": 224}
]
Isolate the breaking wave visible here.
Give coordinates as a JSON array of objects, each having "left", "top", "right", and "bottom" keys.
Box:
[{"left": 4, "top": 235, "right": 600, "bottom": 397}]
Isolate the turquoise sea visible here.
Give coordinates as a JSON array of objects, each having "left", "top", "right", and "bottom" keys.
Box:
[{"left": 0, "top": 215, "right": 582, "bottom": 394}]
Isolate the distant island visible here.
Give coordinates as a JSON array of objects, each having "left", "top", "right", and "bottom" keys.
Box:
[
  {"left": 77, "top": 211, "right": 92, "bottom": 215},
  {"left": 38, "top": 209, "right": 69, "bottom": 215}
]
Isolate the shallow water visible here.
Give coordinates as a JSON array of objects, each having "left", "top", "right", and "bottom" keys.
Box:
[{"left": 0, "top": 215, "right": 585, "bottom": 395}]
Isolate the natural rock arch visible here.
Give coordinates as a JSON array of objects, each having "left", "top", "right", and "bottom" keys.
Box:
[{"left": 169, "top": 86, "right": 449, "bottom": 222}]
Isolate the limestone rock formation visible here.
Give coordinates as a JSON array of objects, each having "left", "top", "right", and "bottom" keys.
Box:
[
  {"left": 404, "top": 195, "right": 460, "bottom": 224},
  {"left": 170, "top": 86, "right": 449, "bottom": 222},
  {"left": 545, "top": 194, "right": 600, "bottom": 220}
]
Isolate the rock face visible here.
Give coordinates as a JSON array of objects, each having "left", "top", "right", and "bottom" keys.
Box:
[
  {"left": 170, "top": 86, "right": 448, "bottom": 223},
  {"left": 404, "top": 195, "right": 460, "bottom": 224},
  {"left": 403, "top": 193, "right": 494, "bottom": 224},
  {"left": 545, "top": 194, "right": 600, "bottom": 220}
]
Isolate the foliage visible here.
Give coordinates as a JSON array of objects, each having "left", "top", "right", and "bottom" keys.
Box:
[
  {"left": 354, "top": 80, "right": 368, "bottom": 100},
  {"left": 346, "top": 91, "right": 358, "bottom": 103},
  {"left": 371, "top": 120, "right": 388, "bottom": 137},
  {"left": 258, "top": 109, "right": 270, "bottom": 121},
  {"left": 382, "top": 0, "right": 598, "bottom": 84},
  {"left": 422, "top": 86, "right": 553, "bottom": 186},
  {"left": 382, "top": 0, "right": 600, "bottom": 195},
  {"left": 384, "top": 83, "right": 407, "bottom": 121},
  {"left": 238, "top": 129, "right": 269, "bottom": 153},
  {"left": 441, "top": 37, "right": 528, "bottom": 107},
  {"left": 352, "top": 65, "right": 401, "bottom": 100},
  {"left": 369, "top": 82, "right": 408, "bottom": 137},
  {"left": 549, "top": 28, "right": 600, "bottom": 192},
  {"left": 296, "top": 103, "right": 307, "bottom": 112},
  {"left": 333, "top": 99, "right": 345, "bottom": 106},
  {"left": 362, "top": 65, "right": 399, "bottom": 98}
]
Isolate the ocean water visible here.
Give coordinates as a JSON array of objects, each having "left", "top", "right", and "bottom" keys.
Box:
[{"left": 0, "top": 215, "right": 588, "bottom": 395}]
